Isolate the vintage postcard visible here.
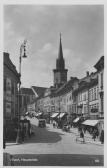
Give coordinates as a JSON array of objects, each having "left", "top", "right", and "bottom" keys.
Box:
[{"left": 1, "top": 0, "right": 105, "bottom": 167}]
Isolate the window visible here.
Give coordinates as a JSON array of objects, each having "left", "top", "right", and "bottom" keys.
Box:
[
  {"left": 91, "top": 88, "right": 93, "bottom": 101},
  {"left": 84, "top": 105, "right": 88, "bottom": 114},
  {"left": 11, "top": 82, "right": 14, "bottom": 95},
  {"left": 101, "top": 95, "right": 104, "bottom": 112},
  {"left": 96, "top": 86, "right": 98, "bottom": 99},
  {"left": 89, "top": 90, "right": 90, "bottom": 101},
  {"left": 4, "top": 78, "right": 6, "bottom": 91},
  {"left": 84, "top": 92, "right": 86, "bottom": 100},
  {"left": 101, "top": 73, "right": 103, "bottom": 89},
  {"left": 78, "top": 94, "right": 80, "bottom": 102},
  {"left": 94, "top": 87, "right": 96, "bottom": 100}
]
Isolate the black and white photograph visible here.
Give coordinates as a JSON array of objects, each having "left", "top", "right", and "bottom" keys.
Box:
[{"left": 2, "top": 1, "right": 104, "bottom": 166}]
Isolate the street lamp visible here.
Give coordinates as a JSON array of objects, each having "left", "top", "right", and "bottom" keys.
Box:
[{"left": 16, "top": 40, "right": 27, "bottom": 144}]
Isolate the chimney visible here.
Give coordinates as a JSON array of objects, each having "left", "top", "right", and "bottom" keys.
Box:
[{"left": 86, "top": 71, "right": 89, "bottom": 77}]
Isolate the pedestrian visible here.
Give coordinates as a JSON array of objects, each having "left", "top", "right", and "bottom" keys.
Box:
[
  {"left": 28, "top": 123, "right": 31, "bottom": 138},
  {"left": 100, "top": 129, "right": 104, "bottom": 144},
  {"left": 83, "top": 126, "right": 86, "bottom": 134},
  {"left": 96, "top": 129, "right": 99, "bottom": 139},
  {"left": 78, "top": 126, "right": 82, "bottom": 133},
  {"left": 21, "top": 127, "right": 25, "bottom": 142},
  {"left": 53, "top": 122, "right": 55, "bottom": 128},
  {"left": 80, "top": 129, "right": 85, "bottom": 143},
  {"left": 92, "top": 129, "right": 96, "bottom": 141}
]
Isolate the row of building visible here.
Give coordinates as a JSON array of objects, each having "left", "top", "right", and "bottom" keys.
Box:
[
  {"left": 3, "top": 35, "right": 104, "bottom": 137},
  {"left": 26, "top": 57, "right": 104, "bottom": 124},
  {"left": 25, "top": 36, "right": 104, "bottom": 131}
]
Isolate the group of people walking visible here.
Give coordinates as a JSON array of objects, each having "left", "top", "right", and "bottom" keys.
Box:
[
  {"left": 77, "top": 126, "right": 104, "bottom": 144},
  {"left": 52, "top": 120, "right": 104, "bottom": 144}
]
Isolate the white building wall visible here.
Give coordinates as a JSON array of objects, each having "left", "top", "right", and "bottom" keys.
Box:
[
  {"left": 77, "top": 89, "right": 88, "bottom": 117},
  {"left": 89, "top": 84, "right": 99, "bottom": 119},
  {"left": 98, "top": 69, "right": 104, "bottom": 117}
]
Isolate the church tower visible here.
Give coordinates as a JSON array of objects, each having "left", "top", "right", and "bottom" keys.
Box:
[{"left": 53, "top": 34, "right": 68, "bottom": 88}]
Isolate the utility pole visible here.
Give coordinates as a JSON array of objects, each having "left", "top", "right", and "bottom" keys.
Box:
[{"left": 16, "top": 40, "right": 27, "bottom": 144}]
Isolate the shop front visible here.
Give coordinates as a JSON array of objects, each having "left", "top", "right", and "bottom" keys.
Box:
[{"left": 81, "top": 119, "right": 102, "bottom": 137}]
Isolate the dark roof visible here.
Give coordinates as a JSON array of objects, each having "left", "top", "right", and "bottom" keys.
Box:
[
  {"left": 54, "top": 77, "right": 79, "bottom": 96},
  {"left": 21, "top": 88, "right": 34, "bottom": 95},
  {"left": 32, "top": 86, "right": 47, "bottom": 97},
  {"left": 94, "top": 56, "right": 104, "bottom": 71},
  {"left": 4, "top": 52, "right": 20, "bottom": 79},
  {"left": 72, "top": 72, "right": 98, "bottom": 94}
]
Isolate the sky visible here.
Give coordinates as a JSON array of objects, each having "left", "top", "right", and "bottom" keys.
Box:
[{"left": 4, "top": 5, "right": 104, "bottom": 88}]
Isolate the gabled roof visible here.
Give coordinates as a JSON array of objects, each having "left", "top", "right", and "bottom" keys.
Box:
[
  {"left": 20, "top": 88, "right": 34, "bottom": 95},
  {"left": 94, "top": 56, "right": 104, "bottom": 71},
  {"left": 4, "top": 52, "right": 20, "bottom": 79},
  {"left": 31, "top": 86, "right": 47, "bottom": 97}
]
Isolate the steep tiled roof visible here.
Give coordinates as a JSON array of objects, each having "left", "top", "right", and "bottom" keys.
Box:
[
  {"left": 94, "top": 56, "right": 104, "bottom": 71},
  {"left": 4, "top": 52, "right": 20, "bottom": 79},
  {"left": 54, "top": 77, "right": 79, "bottom": 96},
  {"left": 31, "top": 86, "right": 47, "bottom": 97}
]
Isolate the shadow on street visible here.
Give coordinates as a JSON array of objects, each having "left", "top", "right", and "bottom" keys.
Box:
[{"left": 24, "top": 124, "right": 64, "bottom": 144}]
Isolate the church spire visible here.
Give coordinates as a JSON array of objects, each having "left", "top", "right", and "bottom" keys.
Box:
[
  {"left": 53, "top": 34, "right": 68, "bottom": 88},
  {"left": 58, "top": 33, "right": 63, "bottom": 60},
  {"left": 56, "top": 33, "right": 65, "bottom": 70}
]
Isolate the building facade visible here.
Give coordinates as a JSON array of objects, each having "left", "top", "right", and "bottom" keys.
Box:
[
  {"left": 94, "top": 56, "right": 104, "bottom": 119},
  {"left": 94, "top": 56, "right": 104, "bottom": 131},
  {"left": 3, "top": 52, "right": 20, "bottom": 121},
  {"left": 88, "top": 74, "right": 99, "bottom": 120},
  {"left": 3, "top": 52, "right": 20, "bottom": 141},
  {"left": 20, "top": 88, "right": 35, "bottom": 115},
  {"left": 21, "top": 86, "right": 47, "bottom": 115}
]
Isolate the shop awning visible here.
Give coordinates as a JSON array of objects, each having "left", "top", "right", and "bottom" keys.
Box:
[
  {"left": 82, "top": 120, "right": 99, "bottom": 126},
  {"left": 73, "top": 117, "right": 80, "bottom": 123},
  {"left": 51, "top": 113, "right": 59, "bottom": 118},
  {"left": 57, "top": 113, "right": 66, "bottom": 119}
]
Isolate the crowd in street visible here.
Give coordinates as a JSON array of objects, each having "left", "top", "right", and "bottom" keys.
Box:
[
  {"left": 52, "top": 119, "right": 104, "bottom": 144},
  {"left": 3, "top": 116, "right": 104, "bottom": 150}
]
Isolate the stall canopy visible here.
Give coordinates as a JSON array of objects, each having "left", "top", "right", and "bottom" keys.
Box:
[
  {"left": 73, "top": 117, "right": 80, "bottom": 123},
  {"left": 82, "top": 120, "right": 99, "bottom": 126},
  {"left": 57, "top": 113, "right": 66, "bottom": 119},
  {"left": 51, "top": 113, "right": 59, "bottom": 118}
]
